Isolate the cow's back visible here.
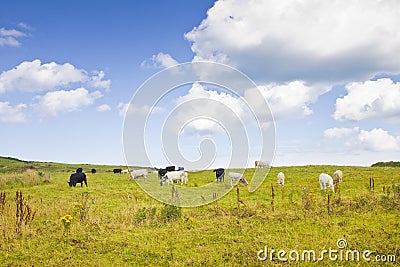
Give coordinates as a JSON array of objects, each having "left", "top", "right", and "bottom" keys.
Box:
[{"left": 71, "top": 172, "right": 87, "bottom": 186}]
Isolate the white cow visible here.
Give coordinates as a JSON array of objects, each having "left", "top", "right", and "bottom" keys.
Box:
[
  {"left": 162, "top": 171, "right": 188, "bottom": 185},
  {"left": 121, "top": 169, "right": 129, "bottom": 174},
  {"left": 319, "top": 173, "right": 334, "bottom": 192},
  {"left": 333, "top": 170, "right": 343, "bottom": 186},
  {"left": 228, "top": 172, "right": 249, "bottom": 188},
  {"left": 277, "top": 172, "right": 285, "bottom": 187},
  {"left": 128, "top": 169, "right": 148, "bottom": 180}
]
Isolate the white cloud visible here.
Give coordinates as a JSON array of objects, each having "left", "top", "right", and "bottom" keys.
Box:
[
  {"left": 324, "top": 127, "right": 359, "bottom": 139},
  {"left": 117, "top": 102, "right": 129, "bottom": 117},
  {"left": 0, "top": 36, "right": 20, "bottom": 47},
  {"left": 323, "top": 127, "right": 400, "bottom": 152},
  {"left": 117, "top": 102, "right": 164, "bottom": 117},
  {"left": 0, "top": 27, "right": 26, "bottom": 47},
  {"left": 177, "top": 83, "right": 243, "bottom": 109},
  {"left": 333, "top": 78, "right": 400, "bottom": 122},
  {"left": 0, "top": 59, "right": 86, "bottom": 93},
  {"left": 358, "top": 128, "right": 400, "bottom": 152},
  {"left": 0, "top": 101, "right": 26, "bottom": 122},
  {"left": 90, "top": 70, "right": 111, "bottom": 90},
  {"left": 0, "top": 28, "right": 26, "bottom": 37},
  {"left": 0, "top": 59, "right": 111, "bottom": 94},
  {"left": 258, "top": 81, "right": 328, "bottom": 120},
  {"left": 34, "top": 87, "right": 102, "bottom": 116},
  {"left": 174, "top": 83, "right": 248, "bottom": 133},
  {"left": 96, "top": 104, "right": 111, "bottom": 112},
  {"left": 185, "top": 0, "right": 400, "bottom": 83},
  {"left": 17, "top": 22, "right": 33, "bottom": 31},
  {"left": 141, "top": 52, "right": 178, "bottom": 69}
]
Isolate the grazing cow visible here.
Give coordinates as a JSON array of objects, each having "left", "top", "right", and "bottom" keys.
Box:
[
  {"left": 128, "top": 169, "right": 148, "bottom": 180},
  {"left": 160, "top": 171, "right": 188, "bottom": 186},
  {"left": 228, "top": 172, "right": 249, "bottom": 188},
  {"left": 277, "top": 172, "right": 285, "bottom": 187},
  {"left": 121, "top": 169, "right": 129, "bottom": 174},
  {"left": 113, "top": 168, "right": 122, "bottom": 174},
  {"left": 158, "top": 168, "right": 167, "bottom": 179},
  {"left": 68, "top": 168, "right": 87, "bottom": 187},
  {"left": 166, "top": 166, "right": 176, "bottom": 172},
  {"left": 255, "top": 161, "right": 268, "bottom": 168},
  {"left": 213, "top": 168, "right": 225, "bottom": 182},
  {"left": 91, "top": 168, "right": 96, "bottom": 174},
  {"left": 319, "top": 173, "right": 334, "bottom": 192},
  {"left": 177, "top": 166, "right": 184, "bottom": 171},
  {"left": 333, "top": 170, "right": 343, "bottom": 186}
]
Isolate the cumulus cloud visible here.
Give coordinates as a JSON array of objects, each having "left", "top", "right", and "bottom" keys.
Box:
[
  {"left": 90, "top": 70, "right": 111, "bottom": 90},
  {"left": 258, "top": 81, "right": 328, "bottom": 120},
  {"left": 0, "top": 59, "right": 110, "bottom": 94},
  {"left": 333, "top": 78, "right": 400, "bottom": 122},
  {"left": 185, "top": 0, "right": 400, "bottom": 83},
  {"left": 324, "top": 127, "right": 359, "bottom": 139},
  {"left": 172, "top": 83, "right": 251, "bottom": 134},
  {"left": 0, "top": 101, "right": 26, "bottom": 122},
  {"left": 0, "top": 59, "right": 86, "bottom": 93},
  {"left": 96, "top": 104, "right": 111, "bottom": 112},
  {"left": 34, "top": 87, "right": 102, "bottom": 116},
  {"left": 141, "top": 52, "right": 178, "bottom": 69},
  {"left": 0, "top": 27, "right": 27, "bottom": 47},
  {"left": 117, "top": 102, "right": 164, "bottom": 117},
  {"left": 324, "top": 127, "right": 400, "bottom": 152},
  {"left": 359, "top": 128, "right": 400, "bottom": 152}
]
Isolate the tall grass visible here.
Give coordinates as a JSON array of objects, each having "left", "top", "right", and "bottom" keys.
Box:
[{"left": 0, "top": 169, "right": 51, "bottom": 189}]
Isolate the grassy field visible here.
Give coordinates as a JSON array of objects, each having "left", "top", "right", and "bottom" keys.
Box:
[{"left": 0, "top": 157, "right": 399, "bottom": 266}]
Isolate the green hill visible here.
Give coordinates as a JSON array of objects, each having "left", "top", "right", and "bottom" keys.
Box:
[
  {"left": 0, "top": 156, "right": 33, "bottom": 173},
  {"left": 0, "top": 156, "right": 127, "bottom": 174}
]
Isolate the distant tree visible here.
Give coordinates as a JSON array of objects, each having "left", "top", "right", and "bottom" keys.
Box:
[{"left": 371, "top": 161, "right": 400, "bottom": 167}]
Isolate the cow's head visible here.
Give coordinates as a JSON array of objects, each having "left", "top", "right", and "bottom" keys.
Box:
[
  {"left": 240, "top": 176, "right": 249, "bottom": 186},
  {"left": 158, "top": 169, "right": 167, "bottom": 177},
  {"left": 68, "top": 174, "right": 75, "bottom": 187}
]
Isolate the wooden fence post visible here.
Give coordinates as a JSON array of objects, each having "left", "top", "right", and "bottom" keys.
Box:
[{"left": 370, "top": 177, "right": 375, "bottom": 191}]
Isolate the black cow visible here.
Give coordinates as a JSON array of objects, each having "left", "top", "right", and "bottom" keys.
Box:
[
  {"left": 166, "top": 166, "right": 176, "bottom": 172},
  {"left": 158, "top": 168, "right": 167, "bottom": 179},
  {"left": 177, "top": 166, "right": 184, "bottom": 171},
  {"left": 213, "top": 168, "right": 225, "bottom": 182},
  {"left": 68, "top": 168, "right": 87, "bottom": 187},
  {"left": 113, "top": 168, "right": 122, "bottom": 174},
  {"left": 91, "top": 168, "right": 96, "bottom": 174}
]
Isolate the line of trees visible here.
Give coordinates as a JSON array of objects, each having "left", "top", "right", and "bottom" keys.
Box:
[{"left": 371, "top": 161, "right": 400, "bottom": 167}]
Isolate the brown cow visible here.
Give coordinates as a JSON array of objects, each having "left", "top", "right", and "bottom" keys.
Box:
[{"left": 255, "top": 160, "right": 268, "bottom": 168}]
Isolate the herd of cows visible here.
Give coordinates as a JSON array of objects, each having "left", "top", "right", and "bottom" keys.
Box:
[{"left": 67, "top": 161, "right": 344, "bottom": 193}]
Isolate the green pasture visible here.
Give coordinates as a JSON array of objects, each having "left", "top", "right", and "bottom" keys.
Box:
[{"left": 0, "top": 157, "right": 399, "bottom": 266}]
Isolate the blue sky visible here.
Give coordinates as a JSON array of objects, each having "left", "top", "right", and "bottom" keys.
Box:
[{"left": 1, "top": 0, "right": 400, "bottom": 167}]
